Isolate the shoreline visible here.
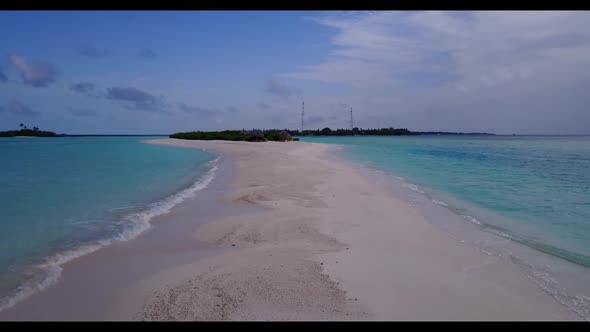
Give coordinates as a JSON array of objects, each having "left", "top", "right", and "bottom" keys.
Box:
[
  {"left": 0, "top": 149, "right": 247, "bottom": 320},
  {"left": 137, "top": 139, "right": 581, "bottom": 320},
  {"left": 0, "top": 138, "right": 221, "bottom": 314},
  {"left": 0, "top": 139, "right": 583, "bottom": 320},
  {"left": 325, "top": 145, "right": 590, "bottom": 319}
]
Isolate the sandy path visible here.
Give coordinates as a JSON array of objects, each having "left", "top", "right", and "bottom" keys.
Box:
[{"left": 131, "top": 139, "right": 580, "bottom": 321}]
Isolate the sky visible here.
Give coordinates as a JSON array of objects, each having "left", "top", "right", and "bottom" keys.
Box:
[{"left": 1, "top": 11, "right": 590, "bottom": 135}]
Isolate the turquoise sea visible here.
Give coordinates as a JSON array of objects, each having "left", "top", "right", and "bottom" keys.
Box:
[
  {"left": 301, "top": 135, "right": 590, "bottom": 319},
  {"left": 0, "top": 137, "right": 216, "bottom": 311}
]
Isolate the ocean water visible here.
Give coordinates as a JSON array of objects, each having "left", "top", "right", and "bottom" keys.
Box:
[
  {"left": 300, "top": 135, "right": 590, "bottom": 319},
  {"left": 0, "top": 137, "right": 217, "bottom": 311}
]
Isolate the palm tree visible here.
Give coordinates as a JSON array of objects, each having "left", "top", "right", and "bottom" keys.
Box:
[
  {"left": 19, "top": 123, "right": 24, "bottom": 129},
  {"left": 33, "top": 126, "right": 39, "bottom": 131}
]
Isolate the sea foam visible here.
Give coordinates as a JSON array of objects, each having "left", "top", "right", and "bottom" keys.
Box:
[
  {"left": 406, "top": 184, "right": 425, "bottom": 194},
  {"left": 431, "top": 199, "right": 449, "bottom": 207},
  {"left": 462, "top": 215, "right": 482, "bottom": 225}
]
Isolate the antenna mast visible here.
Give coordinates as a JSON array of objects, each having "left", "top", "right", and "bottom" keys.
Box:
[
  {"left": 350, "top": 106, "right": 354, "bottom": 131},
  {"left": 301, "top": 101, "right": 305, "bottom": 132}
]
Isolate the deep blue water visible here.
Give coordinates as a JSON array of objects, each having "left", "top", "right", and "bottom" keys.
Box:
[{"left": 0, "top": 137, "right": 215, "bottom": 310}]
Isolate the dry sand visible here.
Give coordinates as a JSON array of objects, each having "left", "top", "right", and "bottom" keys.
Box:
[{"left": 128, "top": 139, "right": 580, "bottom": 321}]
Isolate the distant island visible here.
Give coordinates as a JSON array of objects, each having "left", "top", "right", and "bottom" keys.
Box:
[
  {"left": 289, "top": 127, "right": 413, "bottom": 136},
  {"left": 170, "top": 127, "right": 495, "bottom": 141},
  {"left": 287, "top": 128, "right": 495, "bottom": 136},
  {"left": 1, "top": 124, "right": 495, "bottom": 139},
  {"left": 411, "top": 131, "right": 496, "bottom": 136},
  {"left": 0, "top": 123, "right": 64, "bottom": 137},
  {"left": 170, "top": 129, "right": 297, "bottom": 142}
]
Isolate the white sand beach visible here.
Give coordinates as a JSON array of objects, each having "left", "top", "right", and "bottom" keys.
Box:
[
  {"left": 0, "top": 138, "right": 580, "bottom": 321},
  {"left": 129, "top": 139, "right": 579, "bottom": 321}
]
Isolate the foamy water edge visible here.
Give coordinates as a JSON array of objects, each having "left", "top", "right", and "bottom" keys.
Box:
[
  {"left": 0, "top": 156, "right": 221, "bottom": 313},
  {"left": 326, "top": 146, "right": 589, "bottom": 320}
]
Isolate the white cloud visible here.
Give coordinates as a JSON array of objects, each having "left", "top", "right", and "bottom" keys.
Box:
[{"left": 282, "top": 11, "right": 590, "bottom": 134}]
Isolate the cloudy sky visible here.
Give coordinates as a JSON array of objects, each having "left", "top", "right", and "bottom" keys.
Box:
[{"left": 1, "top": 11, "right": 589, "bottom": 135}]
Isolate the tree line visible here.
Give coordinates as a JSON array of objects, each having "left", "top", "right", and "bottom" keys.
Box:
[
  {"left": 0, "top": 123, "right": 63, "bottom": 137},
  {"left": 169, "top": 127, "right": 495, "bottom": 141},
  {"left": 170, "top": 129, "right": 296, "bottom": 142},
  {"left": 287, "top": 127, "right": 413, "bottom": 136}
]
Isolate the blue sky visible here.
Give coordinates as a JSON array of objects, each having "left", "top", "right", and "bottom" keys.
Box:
[{"left": 1, "top": 11, "right": 590, "bottom": 134}]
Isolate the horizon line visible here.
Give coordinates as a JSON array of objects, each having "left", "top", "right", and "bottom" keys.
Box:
[{"left": 60, "top": 132, "right": 590, "bottom": 137}]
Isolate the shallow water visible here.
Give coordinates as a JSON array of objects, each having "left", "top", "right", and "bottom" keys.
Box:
[
  {"left": 302, "top": 135, "right": 590, "bottom": 319},
  {"left": 0, "top": 137, "right": 216, "bottom": 311}
]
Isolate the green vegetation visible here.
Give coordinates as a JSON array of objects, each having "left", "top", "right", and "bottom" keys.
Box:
[
  {"left": 0, "top": 124, "right": 63, "bottom": 137},
  {"left": 170, "top": 128, "right": 412, "bottom": 142},
  {"left": 410, "top": 131, "right": 495, "bottom": 136},
  {"left": 287, "top": 127, "right": 494, "bottom": 136},
  {"left": 170, "top": 129, "right": 293, "bottom": 142},
  {"left": 170, "top": 127, "right": 495, "bottom": 141},
  {"left": 287, "top": 127, "right": 412, "bottom": 136}
]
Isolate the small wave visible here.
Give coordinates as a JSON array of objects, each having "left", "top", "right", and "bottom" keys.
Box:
[
  {"left": 0, "top": 161, "right": 220, "bottom": 313},
  {"left": 0, "top": 243, "right": 103, "bottom": 312},
  {"left": 431, "top": 199, "right": 449, "bottom": 207},
  {"left": 406, "top": 184, "right": 425, "bottom": 194},
  {"left": 462, "top": 215, "right": 482, "bottom": 225},
  {"left": 480, "top": 249, "right": 494, "bottom": 256},
  {"left": 523, "top": 262, "right": 590, "bottom": 320},
  {"left": 487, "top": 228, "right": 513, "bottom": 239},
  {"left": 114, "top": 165, "right": 217, "bottom": 242},
  {"left": 39, "top": 244, "right": 105, "bottom": 269},
  {"left": 0, "top": 267, "right": 59, "bottom": 313}
]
